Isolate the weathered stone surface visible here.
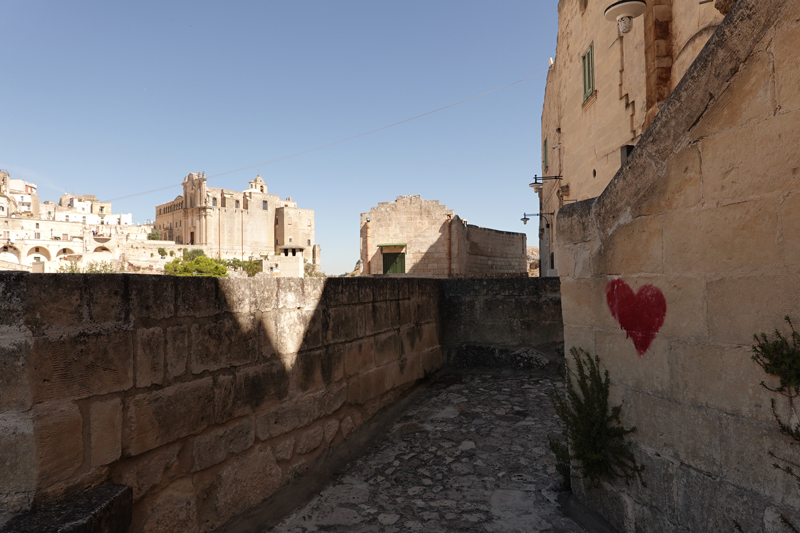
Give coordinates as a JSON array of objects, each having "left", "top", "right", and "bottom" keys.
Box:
[
  {"left": 111, "top": 442, "right": 182, "bottom": 501},
  {"left": 327, "top": 306, "right": 362, "bottom": 344},
  {"left": 344, "top": 338, "right": 375, "bottom": 377},
  {"left": 0, "top": 273, "right": 26, "bottom": 327},
  {"left": 323, "top": 419, "right": 339, "bottom": 444},
  {"left": 22, "top": 274, "right": 83, "bottom": 334},
  {"left": 233, "top": 361, "right": 290, "bottom": 416},
  {"left": 217, "top": 277, "right": 252, "bottom": 314},
  {"left": 0, "top": 411, "right": 36, "bottom": 495},
  {"left": 320, "top": 382, "right": 347, "bottom": 416},
  {"left": 274, "top": 437, "right": 295, "bottom": 462},
  {"left": 165, "top": 325, "right": 189, "bottom": 378},
  {"left": 141, "top": 478, "right": 198, "bottom": 533},
  {"left": 91, "top": 397, "right": 122, "bottom": 467},
  {"left": 175, "top": 277, "right": 219, "bottom": 318},
  {"left": 130, "top": 275, "right": 175, "bottom": 320},
  {"left": 2, "top": 483, "right": 132, "bottom": 533},
  {"left": 295, "top": 425, "right": 324, "bottom": 455},
  {"left": 31, "top": 330, "right": 134, "bottom": 402},
  {"left": 33, "top": 402, "right": 84, "bottom": 488},
  {"left": 340, "top": 416, "right": 354, "bottom": 439},
  {"left": 359, "top": 367, "right": 387, "bottom": 403},
  {"left": 192, "top": 417, "right": 254, "bottom": 472},
  {"left": 0, "top": 336, "right": 32, "bottom": 411},
  {"left": 212, "top": 444, "right": 282, "bottom": 524},
  {"left": 124, "top": 379, "right": 215, "bottom": 456},
  {"left": 255, "top": 393, "right": 319, "bottom": 440},
  {"left": 190, "top": 317, "right": 257, "bottom": 374},
  {"left": 272, "top": 373, "right": 582, "bottom": 533},
  {"left": 136, "top": 327, "right": 165, "bottom": 388}
]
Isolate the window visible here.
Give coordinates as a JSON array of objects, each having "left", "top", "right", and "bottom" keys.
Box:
[
  {"left": 35, "top": 233, "right": 40, "bottom": 239},
  {"left": 212, "top": 198, "right": 217, "bottom": 207},
  {"left": 582, "top": 43, "right": 595, "bottom": 101},
  {"left": 262, "top": 201, "right": 267, "bottom": 210},
  {"left": 543, "top": 137, "right": 548, "bottom": 170},
  {"left": 307, "top": 239, "right": 311, "bottom": 246},
  {"left": 100, "top": 206, "right": 105, "bottom": 213},
  {"left": 35, "top": 223, "right": 39, "bottom": 229},
  {"left": 288, "top": 237, "right": 292, "bottom": 243},
  {"left": 235, "top": 200, "right": 240, "bottom": 209}
]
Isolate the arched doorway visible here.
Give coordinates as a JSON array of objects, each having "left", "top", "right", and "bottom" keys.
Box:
[{"left": 0, "top": 245, "right": 21, "bottom": 264}]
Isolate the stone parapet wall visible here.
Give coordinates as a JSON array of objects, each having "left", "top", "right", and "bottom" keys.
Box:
[
  {"left": 441, "top": 277, "right": 562, "bottom": 351},
  {"left": 555, "top": 0, "right": 800, "bottom": 530},
  {"left": 461, "top": 224, "right": 527, "bottom": 275},
  {"left": 0, "top": 274, "right": 444, "bottom": 532},
  {"left": 0, "top": 274, "right": 562, "bottom": 531}
]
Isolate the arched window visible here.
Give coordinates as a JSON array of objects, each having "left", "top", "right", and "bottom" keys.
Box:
[
  {"left": 235, "top": 200, "right": 240, "bottom": 209},
  {"left": 212, "top": 198, "right": 217, "bottom": 207}
]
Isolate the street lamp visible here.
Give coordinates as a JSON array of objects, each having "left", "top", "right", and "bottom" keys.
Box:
[
  {"left": 521, "top": 212, "right": 555, "bottom": 227},
  {"left": 529, "top": 175, "right": 563, "bottom": 187}
]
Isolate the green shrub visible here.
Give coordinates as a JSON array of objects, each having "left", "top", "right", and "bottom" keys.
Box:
[
  {"left": 164, "top": 256, "right": 227, "bottom": 277},
  {"left": 549, "top": 347, "right": 644, "bottom": 488},
  {"left": 169, "top": 250, "right": 175, "bottom": 257},
  {"left": 58, "top": 261, "right": 116, "bottom": 274},
  {"left": 158, "top": 247, "right": 167, "bottom": 257},
  {"left": 753, "top": 317, "right": 800, "bottom": 485},
  {"left": 147, "top": 229, "right": 161, "bottom": 240},
  {"left": 183, "top": 248, "right": 206, "bottom": 260}
]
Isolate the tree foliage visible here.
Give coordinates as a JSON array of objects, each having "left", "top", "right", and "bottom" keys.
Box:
[
  {"left": 164, "top": 256, "right": 227, "bottom": 277},
  {"left": 147, "top": 229, "right": 161, "bottom": 240},
  {"left": 549, "top": 347, "right": 644, "bottom": 488}
]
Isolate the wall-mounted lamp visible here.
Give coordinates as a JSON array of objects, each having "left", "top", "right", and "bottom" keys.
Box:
[
  {"left": 529, "top": 175, "right": 563, "bottom": 187},
  {"left": 521, "top": 212, "right": 555, "bottom": 227},
  {"left": 604, "top": 0, "right": 647, "bottom": 34}
]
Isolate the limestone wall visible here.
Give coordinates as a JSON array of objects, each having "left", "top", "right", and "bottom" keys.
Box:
[
  {"left": 0, "top": 274, "right": 444, "bottom": 531},
  {"left": 459, "top": 224, "right": 527, "bottom": 276},
  {"left": 441, "top": 277, "right": 563, "bottom": 351},
  {"left": 555, "top": 1, "right": 800, "bottom": 530},
  {"left": 360, "top": 197, "right": 527, "bottom": 277}
]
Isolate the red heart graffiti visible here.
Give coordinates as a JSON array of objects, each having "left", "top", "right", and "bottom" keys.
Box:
[{"left": 605, "top": 279, "right": 667, "bottom": 356}]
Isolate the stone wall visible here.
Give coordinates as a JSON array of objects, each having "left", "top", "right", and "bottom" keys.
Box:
[
  {"left": 459, "top": 225, "right": 528, "bottom": 276},
  {"left": 0, "top": 273, "right": 562, "bottom": 531},
  {"left": 360, "top": 196, "right": 527, "bottom": 277},
  {"left": 0, "top": 274, "right": 443, "bottom": 532},
  {"left": 555, "top": 1, "right": 800, "bottom": 530},
  {"left": 441, "top": 277, "right": 562, "bottom": 353},
  {"left": 537, "top": 0, "right": 723, "bottom": 278}
]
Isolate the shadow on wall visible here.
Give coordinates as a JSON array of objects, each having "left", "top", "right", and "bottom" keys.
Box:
[{"left": 0, "top": 273, "right": 443, "bottom": 533}]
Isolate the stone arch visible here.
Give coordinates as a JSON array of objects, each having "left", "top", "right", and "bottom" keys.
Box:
[
  {"left": 57, "top": 247, "right": 76, "bottom": 257},
  {"left": 93, "top": 246, "right": 112, "bottom": 255},
  {"left": 0, "top": 245, "right": 21, "bottom": 264},
  {"left": 26, "top": 246, "right": 51, "bottom": 264}
]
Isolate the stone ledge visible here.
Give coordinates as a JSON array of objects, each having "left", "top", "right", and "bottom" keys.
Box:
[{"left": 2, "top": 484, "right": 132, "bottom": 533}]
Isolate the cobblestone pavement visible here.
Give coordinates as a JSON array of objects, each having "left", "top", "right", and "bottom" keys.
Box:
[{"left": 269, "top": 371, "right": 585, "bottom": 532}]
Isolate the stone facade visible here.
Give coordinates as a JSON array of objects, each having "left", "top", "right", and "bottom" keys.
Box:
[
  {"left": 556, "top": 0, "right": 800, "bottom": 530},
  {"left": 155, "top": 173, "right": 320, "bottom": 265},
  {"left": 537, "top": 0, "right": 724, "bottom": 276},
  {"left": 0, "top": 273, "right": 562, "bottom": 531},
  {"left": 360, "top": 195, "right": 527, "bottom": 277}
]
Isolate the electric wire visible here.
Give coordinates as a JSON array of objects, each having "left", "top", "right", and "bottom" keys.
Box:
[{"left": 104, "top": 69, "right": 549, "bottom": 203}]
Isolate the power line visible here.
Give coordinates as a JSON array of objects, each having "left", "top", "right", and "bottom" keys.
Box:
[{"left": 105, "top": 69, "right": 549, "bottom": 203}]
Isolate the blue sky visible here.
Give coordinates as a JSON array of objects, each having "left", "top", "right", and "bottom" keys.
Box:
[{"left": 1, "top": 1, "right": 557, "bottom": 275}]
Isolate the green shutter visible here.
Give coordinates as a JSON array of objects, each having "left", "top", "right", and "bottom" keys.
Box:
[
  {"left": 582, "top": 43, "right": 595, "bottom": 101},
  {"left": 383, "top": 253, "right": 405, "bottom": 274},
  {"left": 543, "top": 137, "right": 548, "bottom": 170}
]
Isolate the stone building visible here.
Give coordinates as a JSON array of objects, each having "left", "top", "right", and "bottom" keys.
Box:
[
  {"left": 536, "top": 0, "right": 725, "bottom": 275},
  {"left": 0, "top": 172, "right": 143, "bottom": 269},
  {"left": 360, "top": 195, "right": 527, "bottom": 277},
  {"left": 154, "top": 173, "right": 321, "bottom": 265},
  {"left": 556, "top": 0, "right": 800, "bottom": 529}
]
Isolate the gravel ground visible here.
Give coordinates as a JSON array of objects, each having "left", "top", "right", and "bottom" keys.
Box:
[{"left": 269, "top": 370, "right": 585, "bottom": 533}]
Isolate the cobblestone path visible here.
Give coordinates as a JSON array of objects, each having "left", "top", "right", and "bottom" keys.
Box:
[{"left": 269, "top": 371, "right": 585, "bottom": 532}]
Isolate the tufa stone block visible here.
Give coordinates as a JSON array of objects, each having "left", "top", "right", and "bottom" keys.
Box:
[{"left": 90, "top": 397, "right": 122, "bottom": 467}]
